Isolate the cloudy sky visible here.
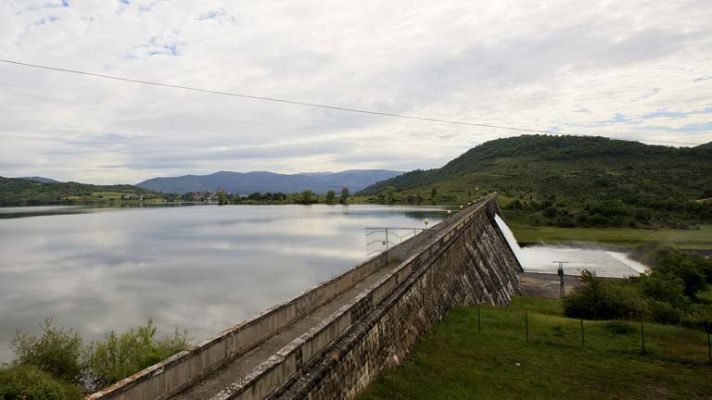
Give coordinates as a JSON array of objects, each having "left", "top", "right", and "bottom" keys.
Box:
[{"left": 1, "top": 0, "right": 711, "bottom": 184}]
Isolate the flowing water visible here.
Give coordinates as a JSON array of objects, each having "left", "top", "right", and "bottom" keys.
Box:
[
  {"left": 494, "top": 214, "right": 648, "bottom": 278},
  {"left": 0, "top": 204, "right": 444, "bottom": 363}
]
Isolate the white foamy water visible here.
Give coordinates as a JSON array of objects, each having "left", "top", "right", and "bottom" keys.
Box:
[{"left": 494, "top": 214, "right": 649, "bottom": 278}]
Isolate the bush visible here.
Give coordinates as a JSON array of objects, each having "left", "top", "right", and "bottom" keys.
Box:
[
  {"left": 0, "top": 364, "right": 82, "bottom": 400},
  {"left": 602, "top": 321, "right": 636, "bottom": 335},
  {"left": 640, "top": 274, "right": 689, "bottom": 310},
  {"left": 634, "top": 245, "right": 709, "bottom": 298},
  {"left": 11, "top": 319, "right": 84, "bottom": 384},
  {"left": 682, "top": 305, "right": 712, "bottom": 333},
  {"left": 563, "top": 271, "right": 646, "bottom": 320},
  {"left": 86, "top": 320, "right": 188, "bottom": 387},
  {"left": 648, "top": 300, "right": 683, "bottom": 325}
]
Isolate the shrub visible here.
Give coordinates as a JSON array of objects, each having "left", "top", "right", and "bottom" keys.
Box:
[
  {"left": 682, "top": 305, "right": 712, "bottom": 333},
  {"left": 634, "top": 245, "right": 710, "bottom": 298},
  {"left": 563, "top": 271, "right": 646, "bottom": 320},
  {"left": 0, "top": 364, "right": 82, "bottom": 400},
  {"left": 11, "top": 319, "right": 83, "bottom": 384},
  {"left": 640, "top": 274, "right": 689, "bottom": 310},
  {"left": 648, "top": 300, "right": 683, "bottom": 325},
  {"left": 602, "top": 321, "right": 636, "bottom": 335},
  {"left": 86, "top": 320, "right": 188, "bottom": 387}
]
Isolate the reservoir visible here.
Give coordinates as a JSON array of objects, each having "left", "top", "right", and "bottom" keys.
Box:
[{"left": 0, "top": 204, "right": 444, "bottom": 363}]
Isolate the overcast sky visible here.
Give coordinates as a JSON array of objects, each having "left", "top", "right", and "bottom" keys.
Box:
[{"left": 1, "top": 0, "right": 711, "bottom": 184}]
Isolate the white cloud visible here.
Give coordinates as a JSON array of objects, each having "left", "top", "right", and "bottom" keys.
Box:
[{"left": 0, "top": 0, "right": 711, "bottom": 183}]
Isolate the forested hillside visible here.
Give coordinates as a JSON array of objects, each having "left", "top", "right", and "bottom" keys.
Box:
[
  {"left": 359, "top": 135, "right": 712, "bottom": 229},
  {"left": 0, "top": 177, "right": 161, "bottom": 206}
]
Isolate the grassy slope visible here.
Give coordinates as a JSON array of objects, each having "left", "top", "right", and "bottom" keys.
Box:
[{"left": 358, "top": 297, "right": 712, "bottom": 400}]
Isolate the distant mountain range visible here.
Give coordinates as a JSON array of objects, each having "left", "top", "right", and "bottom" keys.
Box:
[
  {"left": 136, "top": 169, "right": 403, "bottom": 194},
  {"left": 20, "top": 176, "right": 60, "bottom": 184}
]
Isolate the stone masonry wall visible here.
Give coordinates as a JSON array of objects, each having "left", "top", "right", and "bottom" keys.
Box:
[{"left": 273, "top": 199, "right": 521, "bottom": 399}]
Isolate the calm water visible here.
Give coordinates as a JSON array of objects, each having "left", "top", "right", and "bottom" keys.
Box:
[{"left": 0, "top": 204, "right": 444, "bottom": 363}]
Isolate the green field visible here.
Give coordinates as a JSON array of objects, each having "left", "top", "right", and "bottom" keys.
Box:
[
  {"left": 509, "top": 222, "right": 712, "bottom": 250},
  {"left": 358, "top": 297, "right": 712, "bottom": 400}
]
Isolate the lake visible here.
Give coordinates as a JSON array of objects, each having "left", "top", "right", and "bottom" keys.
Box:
[{"left": 0, "top": 204, "right": 445, "bottom": 363}]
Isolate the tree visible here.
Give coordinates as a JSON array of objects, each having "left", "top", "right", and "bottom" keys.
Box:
[
  {"left": 12, "top": 319, "right": 84, "bottom": 385},
  {"left": 385, "top": 186, "right": 397, "bottom": 204},
  {"left": 86, "top": 320, "right": 188, "bottom": 387},
  {"left": 0, "top": 365, "right": 82, "bottom": 400},
  {"left": 340, "top": 187, "right": 350, "bottom": 204},
  {"left": 563, "top": 271, "right": 646, "bottom": 319},
  {"left": 415, "top": 190, "right": 424, "bottom": 204},
  {"left": 647, "top": 248, "right": 710, "bottom": 299},
  {"left": 216, "top": 189, "right": 228, "bottom": 205},
  {"left": 300, "top": 190, "right": 316, "bottom": 204},
  {"left": 325, "top": 190, "right": 336, "bottom": 204}
]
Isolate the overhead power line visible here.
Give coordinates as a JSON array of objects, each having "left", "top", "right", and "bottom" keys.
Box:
[{"left": 0, "top": 58, "right": 702, "bottom": 147}]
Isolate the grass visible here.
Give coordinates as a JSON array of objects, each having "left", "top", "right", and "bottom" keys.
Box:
[
  {"left": 358, "top": 297, "right": 712, "bottom": 400},
  {"left": 509, "top": 221, "right": 712, "bottom": 250}
]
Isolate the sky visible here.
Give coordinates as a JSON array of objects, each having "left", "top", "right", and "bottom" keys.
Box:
[{"left": 1, "top": 0, "right": 711, "bottom": 184}]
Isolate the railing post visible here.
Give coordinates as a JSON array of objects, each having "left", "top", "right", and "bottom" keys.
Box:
[
  {"left": 385, "top": 228, "right": 389, "bottom": 263},
  {"left": 640, "top": 318, "right": 646, "bottom": 355}
]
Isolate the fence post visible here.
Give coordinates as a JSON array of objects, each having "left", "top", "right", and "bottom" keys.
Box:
[
  {"left": 640, "top": 318, "right": 646, "bottom": 355},
  {"left": 385, "top": 228, "right": 389, "bottom": 263},
  {"left": 525, "top": 310, "right": 529, "bottom": 342},
  {"left": 580, "top": 317, "right": 585, "bottom": 348},
  {"left": 477, "top": 304, "right": 481, "bottom": 333}
]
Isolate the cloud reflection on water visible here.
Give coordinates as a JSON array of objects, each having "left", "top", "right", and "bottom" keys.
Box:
[{"left": 0, "top": 204, "right": 443, "bottom": 362}]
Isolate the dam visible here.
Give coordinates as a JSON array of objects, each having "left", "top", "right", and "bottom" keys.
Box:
[{"left": 88, "top": 194, "right": 522, "bottom": 400}]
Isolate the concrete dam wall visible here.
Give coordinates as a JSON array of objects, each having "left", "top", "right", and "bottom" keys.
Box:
[{"left": 88, "top": 194, "right": 521, "bottom": 400}]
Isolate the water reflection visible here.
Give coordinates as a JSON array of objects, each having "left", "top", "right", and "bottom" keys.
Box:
[{"left": 0, "top": 204, "right": 444, "bottom": 362}]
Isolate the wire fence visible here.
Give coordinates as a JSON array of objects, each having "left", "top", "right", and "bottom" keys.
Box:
[{"left": 473, "top": 304, "right": 712, "bottom": 364}]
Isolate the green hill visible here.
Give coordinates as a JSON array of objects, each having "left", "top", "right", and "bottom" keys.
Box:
[
  {"left": 359, "top": 135, "right": 712, "bottom": 229},
  {"left": 0, "top": 177, "right": 164, "bottom": 206}
]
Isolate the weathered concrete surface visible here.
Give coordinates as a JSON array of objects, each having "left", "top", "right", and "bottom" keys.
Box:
[
  {"left": 272, "top": 197, "right": 521, "bottom": 399},
  {"left": 171, "top": 262, "right": 399, "bottom": 400},
  {"left": 87, "top": 194, "right": 521, "bottom": 400}
]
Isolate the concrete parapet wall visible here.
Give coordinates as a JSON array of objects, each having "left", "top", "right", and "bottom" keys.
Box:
[{"left": 87, "top": 204, "right": 451, "bottom": 400}]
